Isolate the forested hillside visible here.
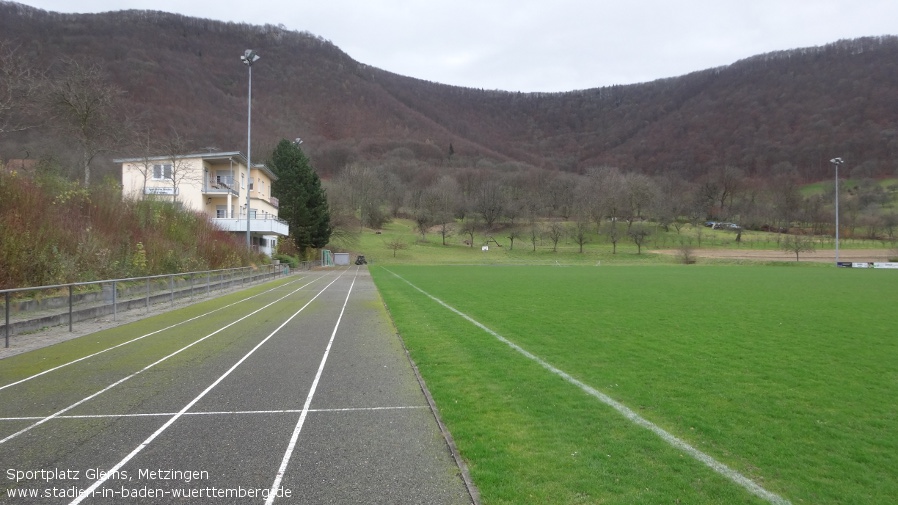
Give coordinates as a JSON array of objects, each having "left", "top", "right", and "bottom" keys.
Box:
[
  {"left": 1, "top": 0, "right": 897, "bottom": 183},
  {"left": 2, "top": 1, "right": 898, "bottom": 249}
]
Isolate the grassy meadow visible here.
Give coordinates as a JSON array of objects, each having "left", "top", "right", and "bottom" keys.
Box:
[
  {"left": 345, "top": 217, "right": 893, "bottom": 267},
  {"left": 371, "top": 265, "right": 898, "bottom": 504}
]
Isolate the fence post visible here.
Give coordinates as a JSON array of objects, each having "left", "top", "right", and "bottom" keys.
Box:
[
  {"left": 69, "top": 285, "right": 73, "bottom": 332},
  {"left": 170, "top": 275, "right": 174, "bottom": 306},
  {"left": 146, "top": 278, "right": 150, "bottom": 312},
  {"left": 112, "top": 281, "right": 117, "bottom": 322},
  {"left": 4, "top": 291, "right": 9, "bottom": 348}
]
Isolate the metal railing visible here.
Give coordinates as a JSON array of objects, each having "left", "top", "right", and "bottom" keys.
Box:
[
  {"left": 206, "top": 176, "right": 238, "bottom": 195},
  {"left": 2, "top": 265, "right": 290, "bottom": 348}
]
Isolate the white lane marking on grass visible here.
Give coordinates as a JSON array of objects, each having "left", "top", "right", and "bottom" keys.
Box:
[
  {"left": 68, "top": 271, "right": 349, "bottom": 505},
  {"left": 0, "top": 275, "right": 325, "bottom": 447},
  {"left": 0, "top": 274, "right": 318, "bottom": 392},
  {"left": 386, "top": 269, "right": 791, "bottom": 505},
  {"left": 266, "top": 270, "right": 358, "bottom": 505},
  {"left": 0, "top": 406, "right": 426, "bottom": 421}
]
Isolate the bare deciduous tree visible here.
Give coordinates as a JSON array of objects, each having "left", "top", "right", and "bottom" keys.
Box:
[
  {"left": 44, "top": 57, "right": 129, "bottom": 185},
  {"left": 428, "top": 175, "right": 460, "bottom": 245},
  {"left": 528, "top": 219, "right": 541, "bottom": 252},
  {"left": 0, "top": 41, "right": 41, "bottom": 135},
  {"left": 413, "top": 207, "right": 433, "bottom": 241},
  {"left": 473, "top": 181, "right": 505, "bottom": 229},
  {"left": 653, "top": 172, "right": 692, "bottom": 233},
  {"left": 506, "top": 227, "right": 521, "bottom": 251},
  {"left": 603, "top": 221, "right": 622, "bottom": 254},
  {"left": 628, "top": 224, "right": 653, "bottom": 254},
  {"left": 461, "top": 216, "right": 478, "bottom": 247},
  {"left": 572, "top": 214, "right": 591, "bottom": 253},
  {"left": 623, "top": 172, "right": 657, "bottom": 232},
  {"left": 127, "top": 124, "right": 161, "bottom": 196},
  {"left": 384, "top": 172, "right": 405, "bottom": 217},
  {"left": 678, "top": 239, "right": 697, "bottom": 264},
  {"left": 161, "top": 128, "right": 199, "bottom": 205},
  {"left": 339, "top": 163, "right": 386, "bottom": 230},
  {"left": 716, "top": 165, "right": 744, "bottom": 217},
  {"left": 780, "top": 234, "right": 816, "bottom": 261},
  {"left": 545, "top": 221, "right": 565, "bottom": 252},
  {"left": 385, "top": 236, "right": 408, "bottom": 258}
]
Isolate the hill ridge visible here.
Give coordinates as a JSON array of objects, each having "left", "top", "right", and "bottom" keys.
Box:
[{"left": 1, "top": 1, "right": 897, "bottom": 181}]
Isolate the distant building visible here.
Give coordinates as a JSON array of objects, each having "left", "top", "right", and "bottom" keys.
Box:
[{"left": 116, "top": 151, "right": 287, "bottom": 256}]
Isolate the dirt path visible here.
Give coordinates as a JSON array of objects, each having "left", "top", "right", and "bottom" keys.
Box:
[{"left": 652, "top": 248, "right": 894, "bottom": 263}]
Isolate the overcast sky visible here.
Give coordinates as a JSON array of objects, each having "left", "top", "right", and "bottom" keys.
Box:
[{"left": 14, "top": 0, "right": 898, "bottom": 92}]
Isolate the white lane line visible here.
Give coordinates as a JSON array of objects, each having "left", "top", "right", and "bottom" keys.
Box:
[
  {"left": 0, "top": 276, "right": 325, "bottom": 447},
  {"left": 0, "top": 406, "right": 426, "bottom": 421},
  {"left": 266, "top": 270, "right": 358, "bottom": 505},
  {"left": 0, "top": 274, "right": 318, "bottom": 392},
  {"left": 385, "top": 268, "right": 792, "bottom": 505},
  {"left": 68, "top": 270, "right": 349, "bottom": 505}
]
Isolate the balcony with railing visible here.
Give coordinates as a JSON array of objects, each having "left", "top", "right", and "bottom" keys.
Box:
[
  {"left": 205, "top": 176, "right": 238, "bottom": 196},
  {"left": 212, "top": 210, "right": 289, "bottom": 236}
]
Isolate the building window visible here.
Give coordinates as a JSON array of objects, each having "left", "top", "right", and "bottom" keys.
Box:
[
  {"left": 241, "top": 173, "right": 245, "bottom": 189},
  {"left": 153, "top": 164, "right": 172, "bottom": 180}
]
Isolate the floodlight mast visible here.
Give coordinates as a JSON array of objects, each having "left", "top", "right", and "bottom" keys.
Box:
[
  {"left": 242, "top": 50, "right": 259, "bottom": 248},
  {"left": 830, "top": 157, "right": 844, "bottom": 265}
]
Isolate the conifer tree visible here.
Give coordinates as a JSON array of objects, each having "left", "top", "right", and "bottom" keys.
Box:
[{"left": 268, "top": 139, "right": 331, "bottom": 257}]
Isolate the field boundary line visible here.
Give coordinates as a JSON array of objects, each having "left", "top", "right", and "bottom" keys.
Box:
[
  {"left": 0, "top": 274, "right": 332, "bottom": 447},
  {"left": 68, "top": 270, "right": 349, "bottom": 505},
  {"left": 265, "top": 269, "right": 358, "bottom": 505},
  {"left": 384, "top": 268, "right": 791, "bottom": 505},
  {"left": 0, "top": 274, "right": 318, "bottom": 392}
]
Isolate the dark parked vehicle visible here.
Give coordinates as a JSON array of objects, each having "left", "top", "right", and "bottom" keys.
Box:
[{"left": 355, "top": 255, "right": 367, "bottom": 265}]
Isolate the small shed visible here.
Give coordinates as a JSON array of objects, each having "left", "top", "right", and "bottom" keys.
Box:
[{"left": 334, "top": 252, "right": 350, "bottom": 266}]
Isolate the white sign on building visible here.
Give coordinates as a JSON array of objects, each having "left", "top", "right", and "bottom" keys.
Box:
[{"left": 145, "top": 187, "right": 177, "bottom": 195}]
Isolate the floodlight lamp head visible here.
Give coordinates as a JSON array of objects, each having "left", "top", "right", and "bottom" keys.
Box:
[
  {"left": 830, "top": 157, "right": 844, "bottom": 165},
  {"left": 294, "top": 137, "right": 303, "bottom": 145},
  {"left": 241, "top": 49, "right": 260, "bottom": 66}
]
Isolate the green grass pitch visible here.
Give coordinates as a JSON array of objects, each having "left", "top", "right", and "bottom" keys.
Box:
[{"left": 371, "top": 265, "right": 898, "bottom": 505}]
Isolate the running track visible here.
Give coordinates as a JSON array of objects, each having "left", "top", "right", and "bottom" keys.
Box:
[{"left": 0, "top": 267, "right": 473, "bottom": 504}]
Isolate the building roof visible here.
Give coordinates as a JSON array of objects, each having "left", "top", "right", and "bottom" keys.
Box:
[{"left": 114, "top": 151, "right": 277, "bottom": 180}]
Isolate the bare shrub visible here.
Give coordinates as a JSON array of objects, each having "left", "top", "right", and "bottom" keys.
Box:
[{"left": 678, "top": 240, "right": 696, "bottom": 264}]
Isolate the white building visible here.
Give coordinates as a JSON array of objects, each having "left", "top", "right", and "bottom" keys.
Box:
[{"left": 117, "top": 151, "right": 288, "bottom": 256}]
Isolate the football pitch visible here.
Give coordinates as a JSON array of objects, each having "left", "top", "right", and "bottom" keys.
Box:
[{"left": 371, "top": 265, "right": 897, "bottom": 504}]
